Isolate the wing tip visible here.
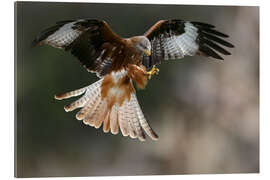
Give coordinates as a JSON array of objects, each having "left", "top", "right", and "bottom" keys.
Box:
[
  {"left": 32, "top": 21, "right": 72, "bottom": 49},
  {"left": 221, "top": 34, "right": 229, "bottom": 38},
  {"left": 31, "top": 39, "right": 40, "bottom": 48},
  {"left": 228, "top": 43, "right": 235, "bottom": 48},
  {"left": 216, "top": 56, "right": 224, "bottom": 60},
  {"left": 191, "top": 21, "right": 215, "bottom": 28}
]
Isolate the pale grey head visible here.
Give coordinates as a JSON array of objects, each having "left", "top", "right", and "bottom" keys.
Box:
[{"left": 133, "top": 36, "right": 152, "bottom": 56}]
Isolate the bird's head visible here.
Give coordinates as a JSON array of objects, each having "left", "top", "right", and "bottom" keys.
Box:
[{"left": 134, "top": 36, "right": 151, "bottom": 56}]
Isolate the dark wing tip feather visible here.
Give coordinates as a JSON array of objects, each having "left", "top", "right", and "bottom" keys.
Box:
[
  {"left": 73, "top": 19, "right": 105, "bottom": 28},
  {"left": 201, "top": 32, "right": 234, "bottom": 48},
  {"left": 31, "top": 38, "right": 40, "bottom": 47},
  {"left": 201, "top": 28, "right": 229, "bottom": 38},
  {"left": 181, "top": 21, "right": 234, "bottom": 60},
  {"left": 192, "top": 22, "right": 230, "bottom": 38},
  {"left": 32, "top": 23, "right": 65, "bottom": 47},
  {"left": 193, "top": 21, "right": 234, "bottom": 60},
  {"left": 199, "top": 45, "right": 224, "bottom": 60},
  {"left": 201, "top": 38, "right": 232, "bottom": 55},
  {"left": 191, "top": 21, "right": 215, "bottom": 28}
]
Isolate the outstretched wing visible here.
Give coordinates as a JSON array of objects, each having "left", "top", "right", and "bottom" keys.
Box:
[
  {"left": 142, "top": 20, "right": 234, "bottom": 70},
  {"left": 33, "top": 19, "right": 125, "bottom": 77}
]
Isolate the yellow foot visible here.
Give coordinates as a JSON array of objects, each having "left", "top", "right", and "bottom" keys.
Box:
[{"left": 147, "top": 65, "right": 160, "bottom": 79}]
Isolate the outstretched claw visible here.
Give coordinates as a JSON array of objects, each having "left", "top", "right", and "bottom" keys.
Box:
[{"left": 146, "top": 65, "right": 160, "bottom": 79}]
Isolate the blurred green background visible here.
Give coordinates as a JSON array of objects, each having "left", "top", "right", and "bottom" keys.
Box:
[{"left": 15, "top": 2, "right": 259, "bottom": 177}]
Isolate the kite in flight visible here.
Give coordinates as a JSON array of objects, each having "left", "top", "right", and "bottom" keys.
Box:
[{"left": 33, "top": 19, "right": 234, "bottom": 141}]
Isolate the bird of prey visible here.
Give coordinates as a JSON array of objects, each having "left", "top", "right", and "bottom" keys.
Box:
[{"left": 33, "top": 19, "right": 234, "bottom": 141}]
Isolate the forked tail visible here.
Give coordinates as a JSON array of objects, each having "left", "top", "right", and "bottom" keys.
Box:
[{"left": 55, "top": 77, "right": 158, "bottom": 141}]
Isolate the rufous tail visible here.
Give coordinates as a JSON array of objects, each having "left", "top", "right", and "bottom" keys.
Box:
[{"left": 55, "top": 78, "right": 158, "bottom": 141}]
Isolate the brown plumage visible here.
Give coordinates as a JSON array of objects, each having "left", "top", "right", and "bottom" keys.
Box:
[{"left": 33, "top": 18, "right": 234, "bottom": 141}]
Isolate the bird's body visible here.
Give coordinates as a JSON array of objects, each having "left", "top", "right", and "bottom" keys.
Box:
[{"left": 33, "top": 19, "right": 234, "bottom": 141}]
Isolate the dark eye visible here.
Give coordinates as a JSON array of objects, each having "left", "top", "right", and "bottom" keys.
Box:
[{"left": 140, "top": 43, "right": 146, "bottom": 49}]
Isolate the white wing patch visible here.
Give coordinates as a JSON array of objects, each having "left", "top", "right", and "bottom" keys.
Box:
[
  {"left": 143, "top": 20, "right": 233, "bottom": 70},
  {"left": 175, "top": 22, "right": 199, "bottom": 56},
  {"left": 161, "top": 22, "right": 199, "bottom": 60},
  {"left": 45, "top": 21, "right": 83, "bottom": 48}
]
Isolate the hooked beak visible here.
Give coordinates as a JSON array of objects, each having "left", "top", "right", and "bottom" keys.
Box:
[{"left": 144, "top": 49, "right": 151, "bottom": 56}]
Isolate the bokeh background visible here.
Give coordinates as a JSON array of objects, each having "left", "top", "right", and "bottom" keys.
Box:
[{"left": 15, "top": 2, "right": 259, "bottom": 177}]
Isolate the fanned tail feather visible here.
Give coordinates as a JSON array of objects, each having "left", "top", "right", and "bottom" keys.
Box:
[
  {"left": 55, "top": 76, "right": 158, "bottom": 141},
  {"left": 118, "top": 99, "right": 130, "bottom": 137},
  {"left": 131, "top": 93, "right": 159, "bottom": 140},
  {"left": 55, "top": 86, "right": 87, "bottom": 100},
  {"left": 109, "top": 103, "right": 119, "bottom": 134},
  {"left": 102, "top": 110, "right": 110, "bottom": 133}
]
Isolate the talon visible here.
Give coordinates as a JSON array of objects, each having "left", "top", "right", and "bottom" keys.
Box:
[
  {"left": 146, "top": 65, "right": 159, "bottom": 79},
  {"left": 155, "top": 67, "right": 160, "bottom": 75}
]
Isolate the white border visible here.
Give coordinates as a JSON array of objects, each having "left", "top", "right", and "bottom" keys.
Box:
[
  {"left": 7, "top": 0, "right": 261, "bottom": 6},
  {"left": 2, "top": 0, "right": 267, "bottom": 180}
]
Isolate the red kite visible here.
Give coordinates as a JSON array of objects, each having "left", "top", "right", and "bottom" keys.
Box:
[{"left": 33, "top": 19, "right": 234, "bottom": 141}]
